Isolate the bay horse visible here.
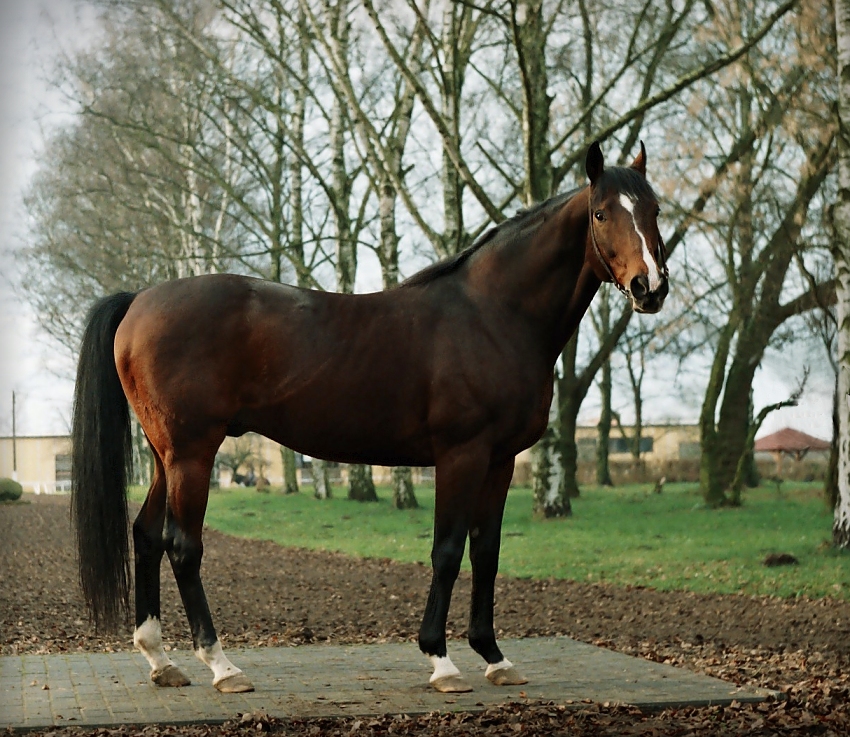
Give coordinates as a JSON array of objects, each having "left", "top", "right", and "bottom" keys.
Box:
[{"left": 71, "top": 142, "right": 668, "bottom": 694}]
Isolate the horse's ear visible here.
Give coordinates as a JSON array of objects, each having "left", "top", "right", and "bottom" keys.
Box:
[
  {"left": 586, "top": 141, "right": 604, "bottom": 185},
  {"left": 630, "top": 141, "right": 647, "bottom": 177}
]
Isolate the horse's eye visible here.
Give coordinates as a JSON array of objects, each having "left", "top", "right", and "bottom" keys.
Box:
[
  {"left": 655, "top": 206, "right": 661, "bottom": 216},
  {"left": 594, "top": 210, "right": 605, "bottom": 222}
]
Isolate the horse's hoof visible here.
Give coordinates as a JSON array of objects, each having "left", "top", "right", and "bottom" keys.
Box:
[
  {"left": 151, "top": 664, "right": 191, "bottom": 687},
  {"left": 431, "top": 674, "right": 474, "bottom": 693},
  {"left": 486, "top": 665, "right": 528, "bottom": 686},
  {"left": 214, "top": 673, "right": 255, "bottom": 693}
]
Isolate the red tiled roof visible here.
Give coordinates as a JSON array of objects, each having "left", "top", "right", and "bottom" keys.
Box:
[{"left": 753, "top": 427, "right": 830, "bottom": 453}]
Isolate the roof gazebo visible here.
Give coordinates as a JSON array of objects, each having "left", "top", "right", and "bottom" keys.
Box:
[{"left": 753, "top": 427, "right": 831, "bottom": 475}]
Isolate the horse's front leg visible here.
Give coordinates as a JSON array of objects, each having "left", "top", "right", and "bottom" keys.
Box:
[
  {"left": 468, "top": 458, "right": 528, "bottom": 686},
  {"left": 419, "top": 444, "right": 489, "bottom": 693},
  {"left": 164, "top": 456, "right": 254, "bottom": 693}
]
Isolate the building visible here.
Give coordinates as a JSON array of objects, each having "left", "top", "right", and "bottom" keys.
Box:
[{"left": 0, "top": 435, "right": 72, "bottom": 494}]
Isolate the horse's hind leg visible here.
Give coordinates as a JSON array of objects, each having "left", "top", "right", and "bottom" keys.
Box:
[
  {"left": 164, "top": 453, "right": 254, "bottom": 693},
  {"left": 468, "top": 459, "right": 528, "bottom": 686},
  {"left": 132, "top": 448, "right": 190, "bottom": 687}
]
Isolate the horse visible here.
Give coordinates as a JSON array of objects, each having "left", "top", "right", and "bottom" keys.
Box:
[{"left": 71, "top": 141, "right": 669, "bottom": 694}]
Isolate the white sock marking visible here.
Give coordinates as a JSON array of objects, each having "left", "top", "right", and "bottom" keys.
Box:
[
  {"left": 428, "top": 654, "right": 462, "bottom": 684},
  {"left": 133, "top": 616, "right": 175, "bottom": 674},
  {"left": 485, "top": 658, "right": 514, "bottom": 677},
  {"left": 196, "top": 640, "right": 243, "bottom": 685},
  {"left": 619, "top": 194, "right": 661, "bottom": 291}
]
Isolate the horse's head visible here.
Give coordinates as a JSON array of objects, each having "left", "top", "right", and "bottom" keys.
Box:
[{"left": 585, "top": 141, "right": 669, "bottom": 314}]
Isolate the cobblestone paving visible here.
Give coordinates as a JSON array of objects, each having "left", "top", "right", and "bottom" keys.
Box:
[{"left": 1, "top": 637, "right": 776, "bottom": 730}]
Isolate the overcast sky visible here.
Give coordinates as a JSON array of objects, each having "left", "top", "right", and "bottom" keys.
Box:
[{"left": 0, "top": 0, "right": 834, "bottom": 441}]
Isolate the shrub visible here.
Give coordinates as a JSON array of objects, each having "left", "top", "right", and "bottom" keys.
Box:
[{"left": 0, "top": 478, "right": 23, "bottom": 501}]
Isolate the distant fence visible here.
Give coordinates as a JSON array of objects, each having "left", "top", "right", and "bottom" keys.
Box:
[
  {"left": 512, "top": 457, "right": 828, "bottom": 487},
  {"left": 26, "top": 480, "right": 72, "bottom": 495}
]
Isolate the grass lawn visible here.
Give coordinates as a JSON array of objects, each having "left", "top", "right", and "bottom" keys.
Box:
[{"left": 130, "top": 481, "right": 850, "bottom": 600}]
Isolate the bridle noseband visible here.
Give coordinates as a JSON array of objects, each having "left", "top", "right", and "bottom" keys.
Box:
[{"left": 587, "top": 193, "right": 669, "bottom": 299}]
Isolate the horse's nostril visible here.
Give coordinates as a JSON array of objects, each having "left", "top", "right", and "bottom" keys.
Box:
[{"left": 630, "top": 274, "right": 649, "bottom": 299}]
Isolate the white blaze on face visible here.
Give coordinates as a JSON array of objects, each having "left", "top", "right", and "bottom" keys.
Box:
[{"left": 619, "top": 193, "right": 661, "bottom": 291}]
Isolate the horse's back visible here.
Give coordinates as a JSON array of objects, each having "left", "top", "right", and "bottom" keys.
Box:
[{"left": 114, "top": 274, "right": 440, "bottom": 459}]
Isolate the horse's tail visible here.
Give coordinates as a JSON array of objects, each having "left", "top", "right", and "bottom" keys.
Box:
[{"left": 71, "top": 291, "right": 137, "bottom": 632}]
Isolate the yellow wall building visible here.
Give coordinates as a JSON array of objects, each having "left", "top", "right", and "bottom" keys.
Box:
[{"left": 0, "top": 435, "right": 72, "bottom": 494}]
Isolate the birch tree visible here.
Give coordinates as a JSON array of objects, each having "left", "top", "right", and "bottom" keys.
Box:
[
  {"left": 325, "top": 0, "right": 378, "bottom": 502},
  {"left": 20, "top": 3, "right": 235, "bottom": 352},
  {"left": 834, "top": 0, "right": 850, "bottom": 547}
]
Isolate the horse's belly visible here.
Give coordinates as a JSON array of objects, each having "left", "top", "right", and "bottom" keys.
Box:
[{"left": 237, "top": 391, "right": 435, "bottom": 467}]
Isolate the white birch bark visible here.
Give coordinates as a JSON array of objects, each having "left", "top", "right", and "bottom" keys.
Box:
[
  {"left": 312, "top": 458, "right": 332, "bottom": 500},
  {"left": 834, "top": 0, "right": 850, "bottom": 548},
  {"left": 532, "top": 379, "right": 570, "bottom": 517}
]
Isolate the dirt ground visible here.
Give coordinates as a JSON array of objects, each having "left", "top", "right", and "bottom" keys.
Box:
[{"left": 2, "top": 493, "right": 850, "bottom": 735}]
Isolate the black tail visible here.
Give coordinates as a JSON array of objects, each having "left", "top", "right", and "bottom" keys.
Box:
[{"left": 71, "top": 291, "right": 137, "bottom": 632}]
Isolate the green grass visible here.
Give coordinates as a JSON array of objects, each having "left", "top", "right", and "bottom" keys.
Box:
[{"left": 129, "top": 481, "right": 850, "bottom": 600}]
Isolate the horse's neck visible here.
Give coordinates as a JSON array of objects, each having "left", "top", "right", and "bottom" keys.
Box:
[{"left": 467, "top": 189, "right": 601, "bottom": 361}]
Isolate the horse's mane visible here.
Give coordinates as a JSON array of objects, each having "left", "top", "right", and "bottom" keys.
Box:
[{"left": 400, "top": 187, "right": 582, "bottom": 288}]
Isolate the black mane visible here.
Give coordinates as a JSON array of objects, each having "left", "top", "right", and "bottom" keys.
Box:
[{"left": 401, "top": 187, "right": 582, "bottom": 288}]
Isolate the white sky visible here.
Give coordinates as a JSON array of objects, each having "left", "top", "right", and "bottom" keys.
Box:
[
  {"left": 0, "top": 0, "right": 96, "bottom": 437},
  {"left": 0, "top": 0, "right": 835, "bottom": 442}
]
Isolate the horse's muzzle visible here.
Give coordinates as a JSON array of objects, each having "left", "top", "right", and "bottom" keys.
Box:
[{"left": 630, "top": 274, "right": 668, "bottom": 314}]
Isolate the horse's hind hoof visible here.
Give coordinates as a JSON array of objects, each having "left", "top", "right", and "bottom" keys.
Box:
[
  {"left": 151, "top": 664, "right": 191, "bottom": 687},
  {"left": 214, "top": 673, "right": 255, "bottom": 693},
  {"left": 486, "top": 665, "right": 528, "bottom": 686},
  {"left": 431, "top": 674, "right": 474, "bottom": 693}
]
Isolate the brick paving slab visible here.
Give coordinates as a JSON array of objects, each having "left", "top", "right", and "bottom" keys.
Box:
[{"left": 0, "top": 637, "right": 776, "bottom": 730}]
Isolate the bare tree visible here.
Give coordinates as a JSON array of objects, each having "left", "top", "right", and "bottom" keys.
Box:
[
  {"left": 671, "top": 1, "right": 838, "bottom": 506},
  {"left": 834, "top": 0, "right": 850, "bottom": 547}
]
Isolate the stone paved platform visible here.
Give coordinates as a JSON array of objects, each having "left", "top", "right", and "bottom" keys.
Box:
[{"left": 1, "top": 637, "right": 776, "bottom": 730}]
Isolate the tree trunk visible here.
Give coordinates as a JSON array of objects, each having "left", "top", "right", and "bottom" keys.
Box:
[
  {"left": 348, "top": 464, "right": 377, "bottom": 502},
  {"left": 827, "top": 378, "right": 839, "bottom": 511},
  {"left": 533, "top": 380, "right": 571, "bottom": 517},
  {"left": 312, "top": 459, "right": 331, "bottom": 500},
  {"left": 391, "top": 466, "right": 418, "bottom": 510},
  {"left": 742, "top": 390, "right": 761, "bottom": 489},
  {"left": 834, "top": 0, "right": 850, "bottom": 548},
  {"left": 594, "top": 286, "right": 614, "bottom": 487},
  {"left": 596, "top": 355, "right": 613, "bottom": 486},
  {"left": 558, "top": 333, "right": 582, "bottom": 500},
  {"left": 280, "top": 446, "right": 299, "bottom": 495}
]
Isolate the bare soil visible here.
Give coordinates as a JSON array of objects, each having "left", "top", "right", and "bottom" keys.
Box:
[{"left": 2, "top": 493, "right": 849, "bottom": 735}]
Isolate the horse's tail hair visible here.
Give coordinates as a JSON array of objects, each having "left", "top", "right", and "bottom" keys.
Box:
[{"left": 71, "top": 291, "right": 137, "bottom": 632}]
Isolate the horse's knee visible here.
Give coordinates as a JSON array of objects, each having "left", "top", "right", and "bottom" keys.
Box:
[{"left": 431, "top": 538, "right": 465, "bottom": 581}]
